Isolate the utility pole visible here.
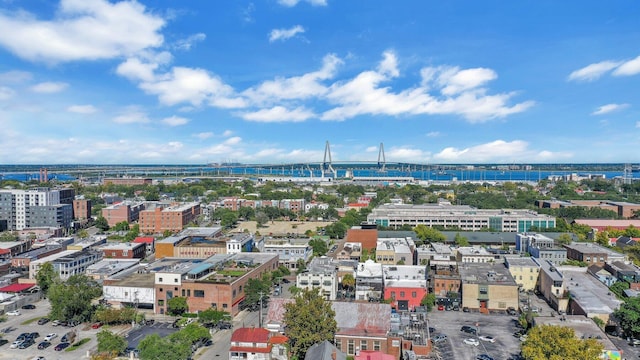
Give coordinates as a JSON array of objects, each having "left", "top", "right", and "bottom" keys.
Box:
[{"left": 258, "top": 291, "right": 264, "bottom": 328}]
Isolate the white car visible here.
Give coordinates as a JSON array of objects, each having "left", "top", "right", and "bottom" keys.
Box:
[
  {"left": 10, "top": 340, "right": 23, "bottom": 349},
  {"left": 479, "top": 335, "right": 496, "bottom": 343},
  {"left": 464, "top": 338, "right": 480, "bottom": 346},
  {"left": 6, "top": 310, "right": 20, "bottom": 316},
  {"left": 44, "top": 333, "right": 57, "bottom": 342}
]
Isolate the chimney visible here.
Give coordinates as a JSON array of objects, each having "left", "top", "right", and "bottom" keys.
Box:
[{"left": 331, "top": 349, "right": 337, "bottom": 360}]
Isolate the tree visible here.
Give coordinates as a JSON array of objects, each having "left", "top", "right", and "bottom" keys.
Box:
[
  {"left": 414, "top": 225, "right": 446, "bottom": 243},
  {"left": 341, "top": 273, "right": 355, "bottom": 290},
  {"left": 324, "top": 222, "right": 347, "bottom": 239},
  {"left": 556, "top": 233, "right": 573, "bottom": 246},
  {"left": 454, "top": 233, "right": 470, "bottom": 247},
  {"left": 167, "top": 297, "right": 188, "bottom": 316},
  {"left": 284, "top": 288, "right": 337, "bottom": 359},
  {"left": 35, "top": 262, "right": 57, "bottom": 297},
  {"left": 0, "top": 231, "right": 19, "bottom": 242},
  {"left": 169, "top": 323, "right": 211, "bottom": 345},
  {"left": 221, "top": 211, "right": 239, "bottom": 228},
  {"left": 421, "top": 293, "right": 436, "bottom": 311},
  {"left": 96, "top": 329, "right": 127, "bottom": 358},
  {"left": 112, "top": 221, "right": 130, "bottom": 232},
  {"left": 614, "top": 295, "right": 640, "bottom": 338},
  {"left": 609, "top": 280, "right": 630, "bottom": 298},
  {"left": 77, "top": 229, "right": 89, "bottom": 239},
  {"left": 48, "top": 274, "right": 102, "bottom": 322},
  {"left": 521, "top": 325, "right": 604, "bottom": 360},
  {"left": 198, "top": 308, "right": 230, "bottom": 325},
  {"left": 309, "top": 238, "right": 328, "bottom": 257},
  {"left": 95, "top": 216, "right": 109, "bottom": 231},
  {"left": 595, "top": 231, "right": 610, "bottom": 247},
  {"left": 244, "top": 278, "right": 271, "bottom": 306},
  {"left": 138, "top": 333, "right": 191, "bottom": 360}
]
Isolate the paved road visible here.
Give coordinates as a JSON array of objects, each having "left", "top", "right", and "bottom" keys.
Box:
[{"left": 194, "top": 309, "right": 260, "bottom": 360}]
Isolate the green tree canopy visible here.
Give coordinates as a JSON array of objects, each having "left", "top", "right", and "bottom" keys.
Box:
[
  {"left": 284, "top": 288, "right": 337, "bottom": 359},
  {"left": 138, "top": 333, "right": 191, "bottom": 360},
  {"left": 414, "top": 225, "right": 446, "bottom": 242},
  {"left": 198, "top": 308, "right": 230, "bottom": 324},
  {"left": 614, "top": 295, "right": 640, "bottom": 338},
  {"left": 48, "top": 274, "right": 102, "bottom": 322},
  {"left": 454, "top": 233, "right": 470, "bottom": 247},
  {"left": 95, "top": 216, "right": 109, "bottom": 231},
  {"left": 421, "top": 293, "right": 436, "bottom": 311},
  {"left": 169, "top": 323, "right": 211, "bottom": 344},
  {"left": 244, "top": 277, "right": 271, "bottom": 306},
  {"left": 521, "top": 325, "right": 604, "bottom": 360},
  {"left": 309, "top": 238, "right": 328, "bottom": 257},
  {"left": 96, "top": 329, "right": 128, "bottom": 358},
  {"left": 167, "top": 297, "right": 189, "bottom": 316},
  {"left": 35, "top": 262, "right": 57, "bottom": 297},
  {"left": 341, "top": 273, "right": 355, "bottom": 290}
]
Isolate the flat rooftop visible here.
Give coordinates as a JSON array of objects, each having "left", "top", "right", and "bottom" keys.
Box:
[
  {"left": 563, "top": 270, "right": 622, "bottom": 314},
  {"left": 31, "top": 250, "right": 79, "bottom": 265},
  {"left": 107, "top": 272, "right": 156, "bottom": 288},
  {"left": 504, "top": 256, "right": 540, "bottom": 268},
  {"left": 565, "top": 242, "right": 625, "bottom": 257},
  {"left": 459, "top": 263, "right": 517, "bottom": 286},
  {"left": 383, "top": 265, "right": 427, "bottom": 288},
  {"left": 87, "top": 259, "right": 140, "bottom": 276},
  {"left": 99, "top": 242, "right": 144, "bottom": 251}
]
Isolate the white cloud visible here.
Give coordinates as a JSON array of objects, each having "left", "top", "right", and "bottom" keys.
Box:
[
  {"left": 222, "top": 130, "right": 234, "bottom": 137},
  {"left": 0, "top": 0, "right": 165, "bottom": 63},
  {"left": 113, "top": 108, "right": 150, "bottom": 124},
  {"left": 116, "top": 57, "right": 159, "bottom": 82},
  {"left": 591, "top": 103, "right": 629, "bottom": 115},
  {"left": 0, "top": 86, "right": 14, "bottom": 100},
  {"left": 321, "top": 51, "right": 533, "bottom": 122},
  {"left": 239, "top": 106, "right": 315, "bottom": 122},
  {"left": 161, "top": 115, "right": 189, "bottom": 126},
  {"left": 386, "top": 147, "right": 428, "bottom": 162},
  {"left": 365, "top": 146, "right": 377, "bottom": 152},
  {"left": 568, "top": 60, "right": 622, "bottom": 81},
  {"left": 0, "top": 70, "right": 32, "bottom": 83},
  {"left": 426, "top": 131, "right": 440, "bottom": 137},
  {"left": 194, "top": 132, "right": 213, "bottom": 139},
  {"left": 30, "top": 82, "right": 68, "bottom": 93},
  {"left": 67, "top": 104, "right": 98, "bottom": 114},
  {"left": 269, "top": 25, "right": 305, "bottom": 42},
  {"left": 277, "top": 0, "right": 327, "bottom": 7},
  {"left": 433, "top": 140, "right": 571, "bottom": 163},
  {"left": 243, "top": 53, "right": 341, "bottom": 104},
  {"left": 613, "top": 55, "right": 640, "bottom": 76},
  {"left": 175, "top": 33, "right": 206, "bottom": 51}
]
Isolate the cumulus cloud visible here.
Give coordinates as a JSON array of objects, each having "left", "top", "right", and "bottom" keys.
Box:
[
  {"left": 433, "top": 140, "right": 572, "bottom": 163},
  {"left": 161, "top": 115, "right": 189, "bottom": 126},
  {"left": 591, "top": 103, "right": 629, "bottom": 115},
  {"left": 194, "top": 132, "right": 213, "bottom": 139},
  {"left": 613, "top": 55, "right": 640, "bottom": 76},
  {"left": 0, "top": 70, "right": 32, "bottom": 83},
  {"left": 238, "top": 106, "right": 315, "bottom": 122},
  {"left": 269, "top": 25, "right": 305, "bottom": 42},
  {"left": 67, "top": 104, "right": 98, "bottom": 114},
  {"left": 568, "top": 61, "right": 621, "bottom": 82},
  {"left": 113, "top": 108, "right": 150, "bottom": 124},
  {"left": 426, "top": 131, "right": 440, "bottom": 137},
  {"left": 30, "top": 82, "right": 68, "bottom": 93},
  {"left": 175, "top": 33, "right": 206, "bottom": 51},
  {"left": 222, "top": 130, "right": 234, "bottom": 137},
  {"left": 0, "top": 0, "right": 165, "bottom": 63},
  {"left": 277, "top": 0, "right": 327, "bottom": 7}
]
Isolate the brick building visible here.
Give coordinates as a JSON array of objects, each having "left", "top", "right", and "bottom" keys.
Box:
[
  {"left": 382, "top": 265, "right": 428, "bottom": 311},
  {"left": 564, "top": 242, "right": 627, "bottom": 266},
  {"left": 72, "top": 198, "right": 92, "bottom": 220},
  {"left": 99, "top": 242, "right": 146, "bottom": 259},
  {"left": 102, "top": 177, "right": 152, "bottom": 186},
  {"left": 139, "top": 202, "right": 201, "bottom": 234},
  {"left": 101, "top": 201, "right": 145, "bottom": 227}
]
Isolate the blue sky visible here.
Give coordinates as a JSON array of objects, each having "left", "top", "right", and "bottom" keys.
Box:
[{"left": 1, "top": 0, "right": 639, "bottom": 165}]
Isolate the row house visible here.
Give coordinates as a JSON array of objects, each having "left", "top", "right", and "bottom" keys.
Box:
[
  {"left": 382, "top": 265, "right": 427, "bottom": 311},
  {"left": 229, "top": 327, "right": 288, "bottom": 360}
]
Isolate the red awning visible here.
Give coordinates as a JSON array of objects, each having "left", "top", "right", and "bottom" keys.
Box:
[{"left": 0, "top": 283, "right": 35, "bottom": 293}]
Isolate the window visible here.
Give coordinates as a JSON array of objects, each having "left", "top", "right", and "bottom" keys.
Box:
[
  {"left": 159, "top": 277, "right": 163, "bottom": 282},
  {"left": 181, "top": 289, "right": 185, "bottom": 296},
  {"left": 400, "top": 291, "right": 405, "bottom": 298},
  {"left": 194, "top": 290, "right": 205, "bottom": 298},
  {"left": 347, "top": 340, "right": 355, "bottom": 355},
  {"left": 335, "top": 339, "right": 342, "bottom": 351},
  {"left": 391, "top": 291, "right": 396, "bottom": 299},
  {"left": 373, "top": 341, "right": 381, "bottom": 351},
  {"left": 174, "top": 278, "right": 178, "bottom": 283},
  {"left": 360, "top": 340, "right": 367, "bottom": 351},
  {"left": 159, "top": 288, "right": 163, "bottom": 292},
  {"left": 412, "top": 291, "right": 417, "bottom": 298},
  {"left": 222, "top": 303, "right": 227, "bottom": 308},
  {"left": 479, "top": 286, "right": 488, "bottom": 295}
]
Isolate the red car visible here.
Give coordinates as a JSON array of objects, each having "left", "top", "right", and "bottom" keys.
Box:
[
  {"left": 437, "top": 304, "right": 445, "bottom": 311},
  {"left": 91, "top": 322, "right": 103, "bottom": 329}
]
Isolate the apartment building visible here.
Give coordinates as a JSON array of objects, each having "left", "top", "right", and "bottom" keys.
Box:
[
  {"left": 263, "top": 237, "right": 312, "bottom": 270},
  {"left": 504, "top": 256, "right": 540, "bottom": 292},
  {"left": 72, "top": 198, "right": 92, "bottom": 220},
  {"left": 0, "top": 188, "right": 73, "bottom": 230},
  {"left": 101, "top": 201, "right": 145, "bottom": 227},
  {"left": 29, "top": 249, "right": 102, "bottom": 280},
  {"left": 138, "top": 202, "right": 201, "bottom": 234},
  {"left": 296, "top": 257, "right": 339, "bottom": 300},
  {"left": 367, "top": 202, "right": 555, "bottom": 232}
]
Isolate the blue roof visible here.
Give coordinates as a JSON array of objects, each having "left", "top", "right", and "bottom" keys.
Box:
[{"left": 188, "top": 262, "right": 214, "bottom": 276}]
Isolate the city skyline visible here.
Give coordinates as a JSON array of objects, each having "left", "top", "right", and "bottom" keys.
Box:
[{"left": 0, "top": 1, "right": 639, "bottom": 165}]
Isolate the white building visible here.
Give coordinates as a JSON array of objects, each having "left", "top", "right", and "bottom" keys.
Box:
[
  {"left": 456, "top": 247, "right": 496, "bottom": 263},
  {"left": 296, "top": 257, "right": 339, "bottom": 300},
  {"left": 103, "top": 269, "right": 156, "bottom": 308},
  {"left": 262, "top": 237, "right": 312, "bottom": 270},
  {"left": 355, "top": 259, "right": 383, "bottom": 301}
]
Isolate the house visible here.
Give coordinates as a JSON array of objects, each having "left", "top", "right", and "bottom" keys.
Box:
[
  {"left": 459, "top": 263, "right": 519, "bottom": 313},
  {"left": 229, "top": 327, "right": 287, "bottom": 360},
  {"left": 382, "top": 265, "right": 428, "bottom": 311},
  {"left": 332, "top": 302, "right": 393, "bottom": 358}
]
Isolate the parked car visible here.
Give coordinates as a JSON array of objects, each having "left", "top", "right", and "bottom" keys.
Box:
[
  {"left": 21, "top": 304, "right": 36, "bottom": 310},
  {"left": 437, "top": 304, "right": 444, "bottom": 311},
  {"left": 479, "top": 335, "right": 496, "bottom": 343},
  {"left": 217, "top": 321, "right": 232, "bottom": 330},
  {"left": 91, "top": 322, "right": 103, "bottom": 329},
  {"left": 463, "top": 338, "right": 480, "bottom": 346},
  {"left": 44, "top": 333, "right": 57, "bottom": 342},
  {"left": 462, "top": 307, "right": 470, "bottom": 312},
  {"left": 28, "top": 332, "right": 40, "bottom": 340},
  {"left": 10, "top": 340, "right": 23, "bottom": 349},
  {"left": 18, "top": 338, "right": 35, "bottom": 349},
  {"left": 507, "top": 307, "right": 517, "bottom": 315},
  {"left": 6, "top": 310, "right": 20, "bottom": 316},
  {"left": 431, "top": 334, "right": 448, "bottom": 343},
  {"left": 16, "top": 333, "right": 31, "bottom": 341},
  {"left": 37, "top": 341, "right": 51, "bottom": 349},
  {"left": 37, "top": 318, "right": 49, "bottom": 325},
  {"left": 54, "top": 342, "right": 70, "bottom": 351},
  {"left": 461, "top": 326, "right": 477, "bottom": 335},
  {"left": 0, "top": 339, "right": 8, "bottom": 347},
  {"left": 629, "top": 338, "right": 640, "bottom": 346},
  {"left": 51, "top": 320, "right": 61, "bottom": 327},
  {"left": 61, "top": 331, "right": 76, "bottom": 343},
  {"left": 452, "top": 304, "right": 460, "bottom": 311}
]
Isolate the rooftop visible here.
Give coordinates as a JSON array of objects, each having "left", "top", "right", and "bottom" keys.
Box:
[
  {"left": 31, "top": 250, "right": 79, "bottom": 265},
  {"left": 459, "top": 263, "right": 517, "bottom": 285},
  {"left": 107, "top": 271, "right": 156, "bottom": 288},
  {"left": 564, "top": 242, "right": 626, "bottom": 258},
  {"left": 563, "top": 270, "right": 622, "bottom": 314},
  {"left": 382, "top": 265, "right": 427, "bottom": 288},
  {"left": 534, "top": 316, "right": 618, "bottom": 352},
  {"left": 99, "top": 242, "right": 145, "bottom": 251},
  {"left": 504, "top": 256, "right": 540, "bottom": 268},
  {"left": 457, "top": 246, "right": 492, "bottom": 256},
  {"left": 86, "top": 259, "right": 140, "bottom": 276}
]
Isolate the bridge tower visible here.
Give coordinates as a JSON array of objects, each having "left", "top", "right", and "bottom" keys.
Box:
[
  {"left": 624, "top": 164, "right": 633, "bottom": 185},
  {"left": 322, "top": 141, "right": 336, "bottom": 178},
  {"left": 377, "top": 142, "right": 386, "bottom": 172}
]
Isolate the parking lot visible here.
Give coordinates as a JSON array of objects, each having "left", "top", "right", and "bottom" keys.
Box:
[{"left": 428, "top": 308, "right": 523, "bottom": 360}]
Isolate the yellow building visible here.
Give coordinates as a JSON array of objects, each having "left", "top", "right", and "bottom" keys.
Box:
[
  {"left": 504, "top": 256, "right": 540, "bottom": 292},
  {"left": 460, "top": 263, "right": 519, "bottom": 312}
]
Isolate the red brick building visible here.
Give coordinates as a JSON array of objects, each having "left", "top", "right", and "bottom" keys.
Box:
[
  {"left": 101, "top": 202, "right": 145, "bottom": 227},
  {"left": 138, "top": 202, "right": 201, "bottom": 234},
  {"left": 99, "top": 242, "right": 146, "bottom": 259},
  {"left": 102, "top": 177, "right": 152, "bottom": 186},
  {"left": 72, "top": 199, "right": 92, "bottom": 220}
]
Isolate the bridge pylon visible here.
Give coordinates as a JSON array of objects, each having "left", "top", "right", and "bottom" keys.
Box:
[
  {"left": 377, "top": 142, "right": 386, "bottom": 172},
  {"left": 322, "top": 141, "right": 336, "bottom": 178}
]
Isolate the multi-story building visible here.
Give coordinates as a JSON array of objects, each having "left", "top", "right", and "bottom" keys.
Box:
[
  {"left": 86, "top": 259, "right": 141, "bottom": 281},
  {"left": 153, "top": 253, "right": 278, "bottom": 316},
  {"left": 429, "top": 259, "right": 461, "bottom": 297},
  {"left": 375, "top": 238, "right": 413, "bottom": 265},
  {"left": 138, "top": 202, "right": 201, "bottom": 234},
  {"left": 99, "top": 242, "right": 146, "bottom": 259},
  {"left": 515, "top": 233, "right": 555, "bottom": 253},
  {"left": 604, "top": 261, "right": 640, "bottom": 289},
  {"left": 455, "top": 247, "right": 496, "bottom": 263},
  {"left": 416, "top": 243, "right": 454, "bottom": 265},
  {"left": 562, "top": 268, "right": 623, "bottom": 323},
  {"left": 534, "top": 258, "right": 569, "bottom": 312},
  {"left": 460, "top": 263, "right": 519, "bottom": 312},
  {"left": 564, "top": 242, "right": 627, "bottom": 266},
  {"left": 263, "top": 237, "right": 312, "bottom": 270},
  {"left": 10, "top": 245, "right": 63, "bottom": 271},
  {"left": 504, "top": 256, "right": 540, "bottom": 292},
  {"left": 529, "top": 245, "right": 567, "bottom": 265},
  {"left": 0, "top": 240, "right": 31, "bottom": 260},
  {"left": 332, "top": 302, "right": 392, "bottom": 358},
  {"left": 133, "top": 236, "right": 155, "bottom": 257},
  {"left": 382, "top": 265, "right": 428, "bottom": 311},
  {"left": 72, "top": 198, "right": 92, "bottom": 221},
  {"left": 101, "top": 201, "right": 145, "bottom": 227},
  {"left": 367, "top": 202, "right": 555, "bottom": 232},
  {"left": 296, "top": 257, "right": 338, "bottom": 300},
  {"left": 155, "top": 227, "right": 255, "bottom": 259},
  {"left": 229, "top": 327, "right": 288, "bottom": 360},
  {"left": 103, "top": 269, "right": 156, "bottom": 308},
  {"left": 29, "top": 249, "right": 102, "bottom": 280},
  {"left": 0, "top": 188, "right": 74, "bottom": 230},
  {"left": 355, "top": 260, "right": 383, "bottom": 301},
  {"left": 336, "top": 242, "right": 362, "bottom": 261},
  {"left": 102, "top": 177, "right": 152, "bottom": 186}
]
